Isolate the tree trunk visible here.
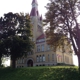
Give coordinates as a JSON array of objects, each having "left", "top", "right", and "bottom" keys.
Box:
[
  {"left": 62, "top": 52, "right": 64, "bottom": 64},
  {"left": 0, "top": 57, "right": 2, "bottom": 67},
  {"left": 11, "top": 57, "right": 16, "bottom": 68},
  {"left": 0, "top": 59, "right": 1, "bottom": 67},
  {"left": 77, "top": 53, "right": 80, "bottom": 73}
]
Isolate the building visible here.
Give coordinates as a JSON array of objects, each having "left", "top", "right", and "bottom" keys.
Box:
[{"left": 16, "top": 0, "right": 73, "bottom": 68}]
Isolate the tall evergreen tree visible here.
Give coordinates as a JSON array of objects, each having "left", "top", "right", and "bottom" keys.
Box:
[
  {"left": 44, "top": 0, "right": 80, "bottom": 72},
  {"left": 0, "top": 12, "right": 33, "bottom": 68}
]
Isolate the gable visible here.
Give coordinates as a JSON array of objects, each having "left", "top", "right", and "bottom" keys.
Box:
[{"left": 36, "top": 34, "right": 45, "bottom": 43}]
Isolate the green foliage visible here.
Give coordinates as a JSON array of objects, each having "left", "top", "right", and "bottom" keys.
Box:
[
  {"left": 0, "top": 66, "right": 79, "bottom": 80},
  {"left": 44, "top": 0, "right": 80, "bottom": 49},
  {"left": 0, "top": 12, "right": 34, "bottom": 68},
  {"left": 44, "top": 0, "right": 80, "bottom": 70}
]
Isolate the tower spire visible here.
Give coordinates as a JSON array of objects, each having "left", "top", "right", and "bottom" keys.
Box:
[
  {"left": 32, "top": 0, "right": 38, "bottom": 5},
  {"left": 30, "top": 0, "right": 39, "bottom": 16}
]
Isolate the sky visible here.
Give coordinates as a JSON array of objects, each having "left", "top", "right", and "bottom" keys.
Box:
[
  {"left": 0, "top": 0, "right": 78, "bottom": 66},
  {"left": 0, "top": 0, "right": 49, "bottom": 17}
]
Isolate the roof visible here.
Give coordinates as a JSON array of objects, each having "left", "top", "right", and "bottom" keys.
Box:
[
  {"left": 30, "top": 8, "right": 39, "bottom": 16},
  {"left": 32, "top": 0, "right": 38, "bottom": 5},
  {"left": 30, "top": 7, "right": 37, "bottom": 16},
  {"left": 30, "top": 0, "right": 39, "bottom": 16},
  {"left": 36, "top": 34, "right": 45, "bottom": 44},
  {"left": 37, "top": 34, "right": 45, "bottom": 40}
]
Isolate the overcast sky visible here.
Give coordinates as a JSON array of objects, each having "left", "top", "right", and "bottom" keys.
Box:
[
  {"left": 0, "top": 0, "right": 49, "bottom": 18},
  {"left": 0, "top": 0, "right": 78, "bottom": 66}
]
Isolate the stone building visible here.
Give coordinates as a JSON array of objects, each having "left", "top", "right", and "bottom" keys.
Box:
[{"left": 16, "top": 0, "right": 73, "bottom": 67}]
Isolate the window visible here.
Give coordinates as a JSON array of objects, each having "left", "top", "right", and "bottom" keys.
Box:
[
  {"left": 18, "top": 59, "right": 20, "bottom": 64},
  {"left": 41, "top": 44, "right": 44, "bottom": 51},
  {"left": 48, "top": 54, "right": 50, "bottom": 62},
  {"left": 22, "top": 58, "right": 25, "bottom": 63},
  {"left": 42, "top": 55, "right": 45, "bottom": 61},
  {"left": 36, "top": 39, "right": 45, "bottom": 43},
  {"left": 40, "top": 55, "right": 42, "bottom": 62},
  {"left": 17, "top": 59, "right": 20, "bottom": 64},
  {"left": 57, "top": 56, "right": 59, "bottom": 62},
  {"left": 65, "top": 56, "right": 69, "bottom": 63},
  {"left": 37, "top": 45, "right": 40, "bottom": 52},
  {"left": 36, "top": 56, "right": 39, "bottom": 62},
  {"left": 20, "top": 59, "right": 22, "bottom": 63},
  {"left": 28, "top": 51, "right": 33, "bottom": 55},
  {"left": 52, "top": 54, "right": 54, "bottom": 61},
  {"left": 17, "top": 60, "right": 19, "bottom": 64},
  {"left": 38, "top": 25, "right": 42, "bottom": 32},
  {"left": 47, "top": 45, "right": 50, "bottom": 51}
]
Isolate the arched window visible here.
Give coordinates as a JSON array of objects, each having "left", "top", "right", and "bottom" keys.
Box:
[
  {"left": 42, "top": 55, "right": 45, "bottom": 62},
  {"left": 36, "top": 55, "right": 39, "bottom": 62},
  {"left": 40, "top": 55, "right": 42, "bottom": 62}
]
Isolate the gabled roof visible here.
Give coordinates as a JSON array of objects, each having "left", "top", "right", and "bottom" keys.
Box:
[
  {"left": 37, "top": 34, "right": 45, "bottom": 40},
  {"left": 36, "top": 34, "right": 45, "bottom": 44}
]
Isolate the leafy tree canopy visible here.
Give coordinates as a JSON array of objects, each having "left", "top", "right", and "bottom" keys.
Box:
[
  {"left": 44, "top": 0, "right": 80, "bottom": 71},
  {"left": 0, "top": 12, "right": 34, "bottom": 68}
]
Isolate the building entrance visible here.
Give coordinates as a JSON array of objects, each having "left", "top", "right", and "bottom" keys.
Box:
[{"left": 27, "top": 60, "right": 33, "bottom": 67}]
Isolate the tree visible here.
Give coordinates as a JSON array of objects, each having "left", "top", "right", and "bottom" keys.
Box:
[
  {"left": 0, "top": 42, "right": 4, "bottom": 66},
  {"left": 44, "top": 0, "right": 80, "bottom": 71},
  {"left": 0, "top": 12, "right": 34, "bottom": 68}
]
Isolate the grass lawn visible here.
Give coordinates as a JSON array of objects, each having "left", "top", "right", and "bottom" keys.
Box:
[{"left": 0, "top": 66, "right": 79, "bottom": 80}]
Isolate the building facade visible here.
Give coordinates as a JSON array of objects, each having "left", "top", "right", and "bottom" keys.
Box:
[{"left": 16, "top": 0, "right": 73, "bottom": 68}]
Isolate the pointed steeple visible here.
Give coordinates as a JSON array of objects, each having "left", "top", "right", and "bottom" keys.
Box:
[
  {"left": 30, "top": 0, "right": 39, "bottom": 16},
  {"left": 32, "top": 0, "right": 38, "bottom": 5}
]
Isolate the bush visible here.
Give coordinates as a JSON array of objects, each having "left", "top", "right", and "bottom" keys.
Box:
[{"left": 57, "top": 63, "right": 75, "bottom": 66}]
